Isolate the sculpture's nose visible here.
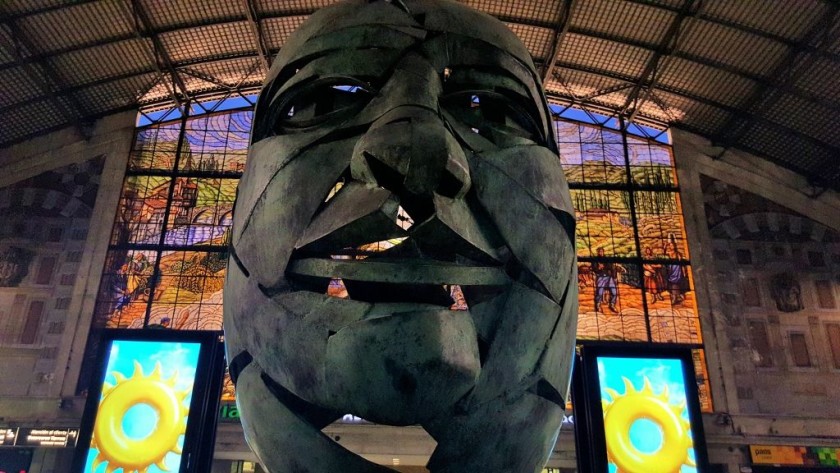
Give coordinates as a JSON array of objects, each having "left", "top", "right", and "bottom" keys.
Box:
[{"left": 350, "top": 54, "right": 470, "bottom": 222}]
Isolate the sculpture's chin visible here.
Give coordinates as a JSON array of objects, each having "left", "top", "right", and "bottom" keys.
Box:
[{"left": 323, "top": 307, "right": 481, "bottom": 425}]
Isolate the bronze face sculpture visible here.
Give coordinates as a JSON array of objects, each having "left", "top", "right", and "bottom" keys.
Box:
[{"left": 224, "top": 1, "right": 577, "bottom": 471}]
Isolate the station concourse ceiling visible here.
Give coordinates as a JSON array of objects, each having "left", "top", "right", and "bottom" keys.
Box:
[{"left": 0, "top": 0, "right": 838, "bottom": 191}]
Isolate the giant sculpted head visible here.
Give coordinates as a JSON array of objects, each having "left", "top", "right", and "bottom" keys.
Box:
[{"left": 224, "top": 1, "right": 577, "bottom": 471}]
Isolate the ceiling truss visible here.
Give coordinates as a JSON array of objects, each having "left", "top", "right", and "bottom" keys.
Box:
[{"left": 0, "top": 0, "right": 836, "bottom": 193}]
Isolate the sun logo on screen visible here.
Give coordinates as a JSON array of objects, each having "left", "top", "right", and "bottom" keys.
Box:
[
  {"left": 602, "top": 376, "right": 695, "bottom": 473},
  {"left": 91, "top": 361, "right": 190, "bottom": 473}
]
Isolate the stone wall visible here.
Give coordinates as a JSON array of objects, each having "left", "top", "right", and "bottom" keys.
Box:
[
  {"left": 0, "top": 113, "right": 133, "bottom": 472},
  {"left": 673, "top": 128, "right": 840, "bottom": 473}
]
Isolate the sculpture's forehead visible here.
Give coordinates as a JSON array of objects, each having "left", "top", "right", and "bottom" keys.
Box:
[{"left": 265, "top": 0, "right": 537, "bottom": 84}]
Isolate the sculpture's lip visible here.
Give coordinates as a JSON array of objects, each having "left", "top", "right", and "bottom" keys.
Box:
[{"left": 286, "top": 257, "right": 510, "bottom": 286}]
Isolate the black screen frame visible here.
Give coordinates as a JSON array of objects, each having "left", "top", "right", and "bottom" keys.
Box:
[
  {"left": 71, "top": 329, "right": 225, "bottom": 473},
  {"left": 574, "top": 342, "right": 710, "bottom": 473}
]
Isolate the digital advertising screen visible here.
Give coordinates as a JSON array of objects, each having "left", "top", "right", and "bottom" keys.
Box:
[
  {"left": 73, "top": 331, "right": 224, "bottom": 473},
  {"left": 575, "top": 346, "right": 708, "bottom": 473}
]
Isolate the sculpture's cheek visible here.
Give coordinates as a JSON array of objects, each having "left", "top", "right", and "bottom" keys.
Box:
[
  {"left": 324, "top": 309, "right": 481, "bottom": 425},
  {"left": 233, "top": 138, "right": 356, "bottom": 289}
]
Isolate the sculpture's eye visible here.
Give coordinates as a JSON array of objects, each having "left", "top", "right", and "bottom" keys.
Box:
[
  {"left": 441, "top": 91, "right": 543, "bottom": 144},
  {"left": 276, "top": 79, "right": 374, "bottom": 132}
]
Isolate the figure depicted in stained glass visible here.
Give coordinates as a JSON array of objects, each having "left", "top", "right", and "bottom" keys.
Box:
[
  {"left": 643, "top": 248, "right": 665, "bottom": 302},
  {"left": 664, "top": 236, "right": 687, "bottom": 305},
  {"left": 223, "top": 1, "right": 577, "bottom": 472},
  {"left": 593, "top": 248, "right": 626, "bottom": 313}
]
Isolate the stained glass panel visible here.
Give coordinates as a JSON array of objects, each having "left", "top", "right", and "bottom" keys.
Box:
[
  {"left": 627, "top": 137, "right": 677, "bottom": 187},
  {"left": 150, "top": 251, "right": 226, "bottom": 330},
  {"left": 129, "top": 122, "right": 180, "bottom": 171},
  {"left": 557, "top": 122, "right": 626, "bottom": 185},
  {"left": 572, "top": 189, "right": 636, "bottom": 258},
  {"left": 181, "top": 111, "right": 251, "bottom": 174},
  {"left": 110, "top": 175, "right": 171, "bottom": 246},
  {"left": 94, "top": 249, "right": 158, "bottom": 328},
  {"left": 634, "top": 191, "right": 690, "bottom": 260},
  {"left": 647, "top": 263, "right": 699, "bottom": 344},
  {"left": 162, "top": 178, "right": 236, "bottom": 247},
  {"left": 692, "top": 349, "right": 714, "bottom": 412},
  {"left": 221, "top": 368, "right": 236, "bottom": 402},
  {"left": 577, "top": 261, "right": 647, "bottom": 342}
]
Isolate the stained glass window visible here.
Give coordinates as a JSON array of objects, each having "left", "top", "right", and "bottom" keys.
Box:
[
  {"left": 553, "top": 103, "right": 711, "bottom": 410},
  {"left": 93, "top": 96, "right": 254, "bottom": 331},
  {"left": 96, "top": 96, "right": 708, "bottom": 407}
]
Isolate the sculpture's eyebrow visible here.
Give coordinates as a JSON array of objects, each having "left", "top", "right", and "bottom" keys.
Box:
[
  {"left": 269, "top": 49, "right": 401, "bottom": 109},
  {"left": 441, "top": 67, "right": 532, "bottom": 100},
  {"left": 418, "top": 34, "right": 543, "bottom": 102}
]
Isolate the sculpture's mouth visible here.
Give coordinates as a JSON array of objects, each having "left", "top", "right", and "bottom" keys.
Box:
[
  {"left": 282, "top": 178, "right": 520, "bottom": 308},
  {"left": 287, "top": 236, "right": 510, "bottom": 308}
]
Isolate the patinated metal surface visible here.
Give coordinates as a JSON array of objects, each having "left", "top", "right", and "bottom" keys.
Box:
[{"left": 224, "top": 1, "right": 578, "bottom": 471}]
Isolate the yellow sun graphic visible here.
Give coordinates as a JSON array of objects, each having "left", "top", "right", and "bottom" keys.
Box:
[
  {"left": 90, "top": 361, "right": 190, "bottom": 473},
  {"left": 602, "top": 376, "right": 695, "bottom": 473}
]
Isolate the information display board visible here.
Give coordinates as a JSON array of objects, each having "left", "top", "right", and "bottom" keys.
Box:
[
  {"left": 72, "top": 330, "right": 224, "bottom": 473},
  {"left": 1, "top": 428, "right": 79, "bottom": 448},
  {"left": 575, "top": 345, "right": 709, "bottom": 473}
]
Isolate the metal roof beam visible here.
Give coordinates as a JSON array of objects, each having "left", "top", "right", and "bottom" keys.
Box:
[
  {"left": 0, "top": 68, "right": 159, "bottom": 115},
  {"left": 621, "top": 0, "right": 701, "bottom": 123},
  {"left": 621, "top": 0, "right": 840, "bottom": 62},
  {"left": 0, "top": 13, "right": 92, "bottom": 140},
  {"left": 554, "top": 23, "right": 839, "bottom": 115},
  {"left": 242, "top": 0, "right": 270, "bottom": 72},
  {"left": 0, "top": 0, "right": 101, "bottom": 24},
  {"left": 674, "top": 121, "right": 837, "bottom": 191},
  {"left": 541, "top": 0, "right": 574, "bottom": 83},
  {"left": 549, "top": 61, "right": 840, "bottom": 154},
  {"left": 713, "top": 2, "right": 840, "bottom": 160},
  {"left": 179, "top": 67, "right": 233, "bottom": 90},
  {"left": 0, "top": 33, "right": 138, "bottom": 73},
  {"left": 125, "top": 0, "right": 190, "bottom": 106}
]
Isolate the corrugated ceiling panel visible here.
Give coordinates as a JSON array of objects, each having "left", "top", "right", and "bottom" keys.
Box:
[
  {"left": 0, "top": 98, "right": 64, "bottom": 143},
  {"left": 766, "top": 94, "right": 840, "bottom": 149},
  {"left": 0, "top": 27, "right": 17, "bottom": 67},
  {"left": 546, "top": 66, "right": 631, "bottom": 99},
  {"left": 741, "top": 123, "right": 833, "bottom": 175},
  {"left": 70, "top": 73, "right": 159, "bottom": 114},
  {"left": 255, "top": 0, "right": 338, "bottom": 16},
  {"left": 141, "top": 0, "right": 243, "bottom": 30},
  {"left": 17, "top": 1, "right": 133, "bottom": 55},
  {"left": 48, "top": 38, "right": 154, "bottom": 88},
  {"left": 1, "top": 0, "right": 68, "bottom": 17},
  {"left": 654, "top": 89, "right": 731, "bottom": 136},
  {"left": 657, "top": 57, "right": 758, "bottom": 109},
  {"left": 462, "top": 0, "right": 561, "bottom": 25},
  {"left": 505, "top": 23, "right": 553, "bottom": 62},
  {"left": 555, "top": 33, "right": 653, "bottom": 79},
  {"left": 828, "top": 21, "right": 840, "bottom": 55},
  {"left": 571, "top": 0, "right": 675, "bottom": 47},
  {"left": 679, "top": 18, "right": 791, "bottom": 78},
  {"left": 261, "top": 16, "right": 308, "bottom": 51},
  {"left": 792, "top": 57, "right": 840, "bottom": 106},
  {"left": 701, "top": 0, "right": 827, "bottom": 42},
  {"left": 186, "top": 57, "right": 265, "bottom": 87},
  {"left": 0, "top": 66, "right": 43, "bottom": 108},
  {"left": 160, "top": 22, "right": 254, "bottom": 64}
]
